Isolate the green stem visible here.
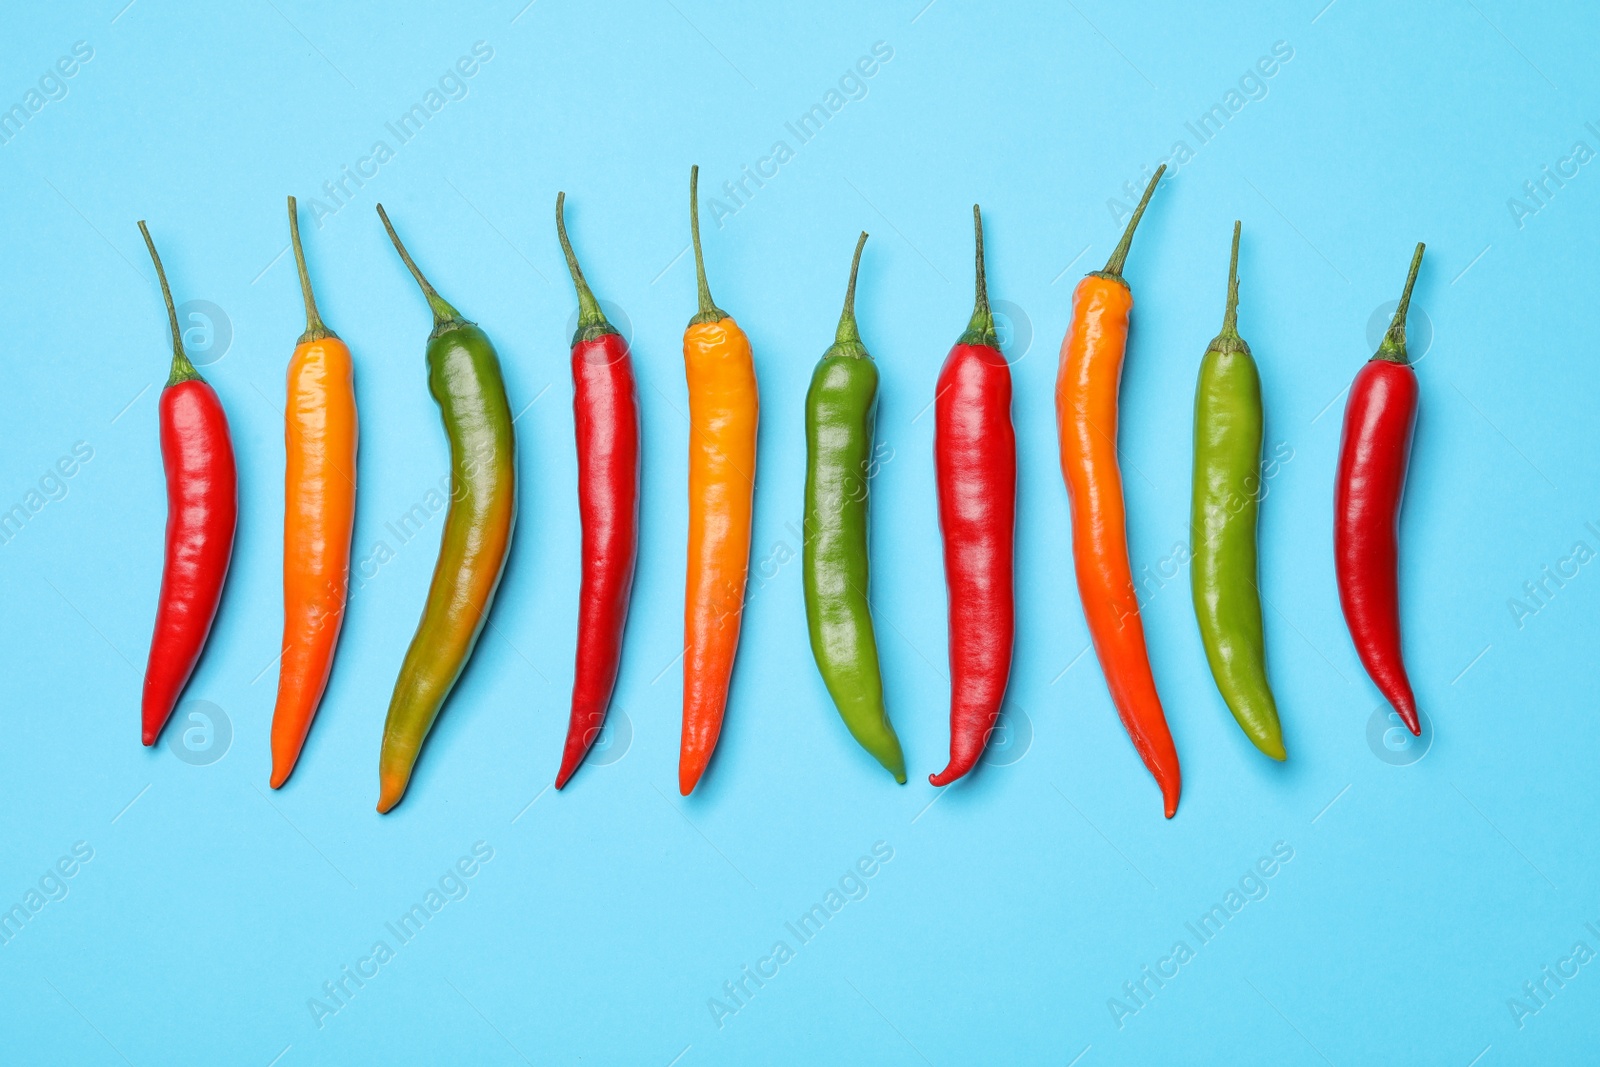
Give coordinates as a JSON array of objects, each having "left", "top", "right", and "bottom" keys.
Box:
[
  {"left": 375, "top": 203, "right": 464, "bottom": 332},
  {"left": 957, "top": 204, "right": 999, "bottom": 348},
  {"left": 555, "top": 192, "right": 617, "bottom": 345},
  {"left": 1207, "top": 220, "right": 1250, "bottom": 356},
  {"left": 288, "top": 196, "right": 337, "bottom": 345},
  {"left": 1221, "top": 220, "right": 1241, "bottom": 336},
  {"left": 137, "top": 221, "right": 201, "bottom": 386},
  {"left": 1375, "top": 242, "right": 1426, "bottom": 364},
  {"left": 688, "top": 165, "right": 728, "bottom": 325},
  {"left": 825, "top": 231, "right": 870, "bottom": 359},
  {"left": 1098, "top": 164, "right": 1166, "bottom": 280}
]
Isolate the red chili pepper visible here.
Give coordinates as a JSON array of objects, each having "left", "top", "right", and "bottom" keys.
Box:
[
  {"left": 930, "top": 206, "right": 1016, "bottom": 787},
  {"left": 1335, "top": 243, "right": 1426, "bottom": 736},
  {"left": 553, "top": 193, "right": 641, "bottom": 789},
  {"left": 137, "top": 222, "right": 238, "bottom": 746}
]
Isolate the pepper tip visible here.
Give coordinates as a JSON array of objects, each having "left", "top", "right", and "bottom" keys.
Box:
[
  {"left": 1395, "top": 701, "right": 1421, "bottom": 736},
  {"left": 376, "top": 776, "right": 406, "bottom": 814},
  {"left": 876, "top": 745, "right": 908, "bottom": 785}
]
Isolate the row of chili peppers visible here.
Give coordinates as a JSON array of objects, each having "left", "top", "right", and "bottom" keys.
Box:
[{"left": 136, "top": 165, "right": 1427, "bottom": 817}]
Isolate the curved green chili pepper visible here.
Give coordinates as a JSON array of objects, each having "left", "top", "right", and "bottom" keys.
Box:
[
  {"left": 803, "top": 232, "right": 906, "bottom": 782},
  {"left": 375, "top": 204, "right": 518, "bottom": 812},
  {"left": 1191, "top": 221, "right": 1284, "bottom": 761}
]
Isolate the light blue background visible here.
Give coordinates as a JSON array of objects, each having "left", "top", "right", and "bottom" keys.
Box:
[{"left": 1, "top": 1, "right": 1595, "bottom": 1063}]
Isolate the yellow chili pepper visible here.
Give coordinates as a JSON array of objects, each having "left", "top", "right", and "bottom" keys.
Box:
[
  {"left": 679, "top": 165, "right": 759, "bottom": 795},
  {"left": 271, "top": 196, "right": 358, "bottom": 788}
]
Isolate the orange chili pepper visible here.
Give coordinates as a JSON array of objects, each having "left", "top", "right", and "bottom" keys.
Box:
[
  {"left": 1056, "top": 166, "right": 1181, "bottom": 818},
  {"left": 270, "top": 196, "right": 358, "bottom": 788},
  {"left": 679, "top": 165, "right": 759, "bottom": 795}
]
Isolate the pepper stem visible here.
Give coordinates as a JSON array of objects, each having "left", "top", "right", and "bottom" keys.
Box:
[
  {"left": 825, "top": 232, "right": 871, "bottom": 359},
  {"left": 688, "top": 165, "right": 728, "bottom": 325},
  {"left": 836, "top": 232, "right": 867, "bottom": 344},
  {"left": 375, "top": 203, "right": 463, "bottom": 331},
  {"left": 957, "top": 205, "right": 1000, "bottom": 348},
  {"left": 1221, "top": 220, "right": 1241, "bottom": 336},
  {"left": 556, "top": 192, "right": 617, "bottom": 345},
  {"left": 137, "top": 221, "right": 202, "bottom": 386},
  {"left": 288, "top": 196, "right": 337, "bottom": 345},
  {"left": 1098, "top": 164, "right": 1167, "bottom": 280},
  {"left": 1206, "top": 220, "right": 1251, "bottom": 357},
  {"left": 1376, "top": 242, "right": 1426, "bottom": 364}
]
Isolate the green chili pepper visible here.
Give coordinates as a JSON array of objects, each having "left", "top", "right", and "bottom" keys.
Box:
[
  {"left": 375, "top": 204, "right": 518, "bottom": 812},
  {"left": 803, "top": 233, "right": 906, "bottom": 783},
  {"left": 1190, "top": 221, "right": 1285, "bottom": 761}
]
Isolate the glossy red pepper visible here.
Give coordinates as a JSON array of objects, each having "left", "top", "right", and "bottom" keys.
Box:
[
  {"left": 930, "top": 206, "right": 1016, "bottom": 787},
  {"left": 137, "top": 222, "right": 239, "bottom": 746},
  {"left": 1335, "top": 243, "right": 1426, "bottom": 736},
  {"left": 553, "top": 193, "right": 641, "bottom": 789}
]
